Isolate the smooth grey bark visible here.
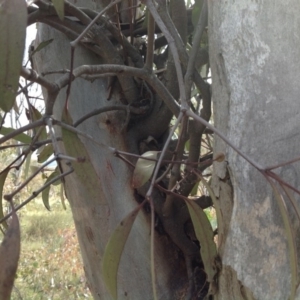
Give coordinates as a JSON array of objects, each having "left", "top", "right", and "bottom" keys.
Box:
[
  {"left": 209, "top": 1, "right": 300, "bottom": 300},
  {"left": 34, "top": 1, "right": 188, "bottom": 299}
]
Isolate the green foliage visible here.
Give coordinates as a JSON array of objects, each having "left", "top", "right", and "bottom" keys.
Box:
[
  {"left": 0, "top": 0, "right": 27, "bottom": 112},
  {"left": 0, "top": 127, "right": 31, "bottom": 144},
  {"left": 52, "top": 0, "right": 65, "bottom": 20},
  {"left": 42, "top": 170, "right": 61, "bottom": 211},
  {"left": 102, "top": 204, "right": 143, "bottom": 299},
  {"left": 0, "top": 169, "right": 10, "bottom": 229},
  {"left": 0, "top": 211, "right": 20, "bottom": 300},
  {"left": 186, "top": 199, "right": 217, "bottom": 293}
]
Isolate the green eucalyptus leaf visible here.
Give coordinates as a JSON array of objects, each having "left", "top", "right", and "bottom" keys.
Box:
[
  {"left": 269, "top": 180, "right": 297, "bottom": 299},
  {"left": 52, "top": 0, "right": 65, "bottom": 20},
  {"left": 0, "top": 169, "right": 9, "bottom": 229},
  {"left": 60, "top": 184, "right": 66, "bottom": 210},
  {"left": 29, "top": 104, "right": 47, "bottom": 142},
  {"left": 0, "top": 0, "right": 27, "bottom": 112},
  {"left": 23, "top": 152, "right": 32, "bottom": 180},
  {"left": 0, "top": 127, "right": 31, "bottom": 144},
  {"left": 186, "top": 199, "right": 217, "bottom": 292},
  {"left": 190, "top": 182, "right": 199, "bottom": 196},
  {"left": 0, "top": 211, "right": 20, "bottom": 300},
  {"left": 42, "top": 171, "right": 60, "bottom": 211},
  {"left": 30, "top": 39, "right": 54, "bottom": 57},
  {"left": 37, "top": 144, "right": 54, "bottom": 163},
  {"left": 102, "top": 204, "right": 142, "bottom": 299}
]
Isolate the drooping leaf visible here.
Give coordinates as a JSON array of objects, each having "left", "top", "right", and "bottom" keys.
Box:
[
  {"left": 61, "top": 110, "right": 101, "bottom": 198},
  {"left": 30, "top": 39, "right": 54, "bottom": 58},
  {"left": 0, "top": 126, "right": 31, "bottom": 144},
  {"left": 42, "top": 170, "right": 60, "bottom": 211},
  {"left": 0, "top": 169, "right": 9, "bottom": 229},
  {"left": 0, "top": 210, "right": 21, "bottom": 300},
  {"left": 197, "top": 172, "right": 223, "bottom": 243},
  {"left": 23, "top": 152, "right": 32, "bottom": 180},
  {"left": 52, "top": 0, "right": 65, "bottom": 20},
  {"left": 186, "top": 199, "right": 217, "bottom": 292},
  {"left": 132, "top": 151, "right": 158, "bottom": 188},
  {"left": 60, "top": 184, "right": 66, "bottom": 210},
  {"left": 268, "top": 179, "right": 297, "bottom": 299},
  {"left": 102, "top": 204, "right": 142, "bottom": 300},
  {"left": 29, "top": 104, "right": 47, "bottom": 142},
  {"left": 37, "top": 143, "right": 54, "bottom": 163},
  {"left": 190, "top": 181, "right": 199, "bottom": 196},
  {"left": 0, "top": 0, "right": 27, "bottom": 112}
]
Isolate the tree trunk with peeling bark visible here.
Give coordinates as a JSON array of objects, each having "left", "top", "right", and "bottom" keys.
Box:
[
  {"left": 209, "top": 1, "right": 300, "bottom": 299},
  {"left": 28, "top": 0, "right": 300, "bottom": 300},
  {"left": 34, "top": 1, "right": 190, "bottom": 299}
]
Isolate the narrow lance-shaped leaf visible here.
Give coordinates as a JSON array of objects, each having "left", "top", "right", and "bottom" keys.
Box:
[
  {"left": 196, "top": 172, "right": 223, "bottom": 244},
  {"left": 23, "top": 152, "right": 32, "bottom": 180},
  {"left": 132, "top": 151, "right": 158, "bottom": 188},
  {"left": 186, "top": 199, "right": 218, "bottom": 293},
  {"left": 0, "top": 210, "right": 21, "bottom": 300},
  {"left": 42, "top": 170, "right": 60, "bottom": 211},
  {"left": 30, "top": 39, "right": 54, "bottom": 58},
  {"left": 0, "top": 126, "right": 31, "bottom": 144},
  {"left": 60, "top": 184, "right": 66, "bottom": 210},
  {"left": 37, "top": 143, "right": 54, "bottom": 163},
  {"left": 0, "top": 0, "right": 27, "bottom": 112},
  {"left": 102, "top": 203, "right": 143, "bottom": 299},
  {"left": 268, "top": 179, "right": 297, "bottom": 300},
  {"left": 29, "top": 104, "right": 47, "bottom": 143},
  {"left": 0, "top": 169, "right": 9, "bottom": 229},
  {"left": 52, "top": 0, "right": 65, "bottom": 20}
]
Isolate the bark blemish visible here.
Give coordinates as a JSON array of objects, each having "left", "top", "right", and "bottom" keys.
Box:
[{"left": 85, "top": 226, "right": 95, "bottom": 243}]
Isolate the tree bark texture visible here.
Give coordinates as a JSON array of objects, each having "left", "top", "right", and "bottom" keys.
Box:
[
  {"left": 34, "top": 1, "right": 189, "bottom": 299},
  {"left": 209, "top": 1, "right": 300, "bottom": 300}
]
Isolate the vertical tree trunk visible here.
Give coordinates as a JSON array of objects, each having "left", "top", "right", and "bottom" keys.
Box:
[
  {"left": 34, "top": 1, "right": 189, "bottom": 299},
  {"left": 209, "top": 1, "right": 300, "bottom": 299}
]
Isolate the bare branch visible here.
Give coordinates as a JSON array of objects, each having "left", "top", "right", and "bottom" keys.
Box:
[
  {"left": 145, "top": 12, "right": 155, "bottom": 71},
  {"left": 0, "top": 119, "right": 44, "bottom": 145},
  {"left": 184, "top": 0, "right": 208, "bottom": 96},
  {"left": 0, "top": 167, "right": 74, "bottom": 224},
  {"left": 55, "top": 64, "right": 180, "bottom": 116},
  {"left": 73, "top": 105, "right": 148, "bottom": 127},
  {"left": 145, "top": 0, "right": 187, "bottom": 108}
]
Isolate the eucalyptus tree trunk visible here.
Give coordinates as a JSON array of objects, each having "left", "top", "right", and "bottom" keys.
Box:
[
  {"left": 34, "top": 1, "right": 188, "bottom": 299},
  {"left": 209, "top": 1, "right": 300, "bottom": 299}
]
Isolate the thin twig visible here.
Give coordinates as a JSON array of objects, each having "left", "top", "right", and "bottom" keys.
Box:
[
  {"left": 70, "top": 0, "right": 122, "bottom": 48},
  {"left": 146, "top": 111, "right": 184, "bottom": 197},
  {"left": 64, "top": 1, "right": 92, "bottom": 25},
  {"left": 73, "top": 105, "right": 147, "bottom": 127},
  {"left": 0, "top": 119, "right": 44, "bottom": 145},
  {"left": 184, "top": 0, "right": 207, "bottom": 97},
  {"left": 186, "top": 110, "right": 263, "bottom": 170},
  {"left": 265, "top": 156, "right": 300, "bottom": 171},
  {"left": 20, "top": 67, "right": 58, "bottom": 92},
  {"left": 145, "top": 12, "right": 155, "bottom": 71},
  {"left": 4, "top": 157, "right": 58, "bottom": 201},
  {"left": 0, "top": 167, "right": 73, "bottom": 224},
  {"left": 145, "top": 0, "right": 188, "bottom": 108},
  {"left": 45, "top": 117, "right": 60, "bottom": 154}
]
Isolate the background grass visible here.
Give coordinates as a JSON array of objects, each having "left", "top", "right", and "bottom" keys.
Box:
[{"left": 10, "top": 198, "right": 92, "bottom": 300}]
